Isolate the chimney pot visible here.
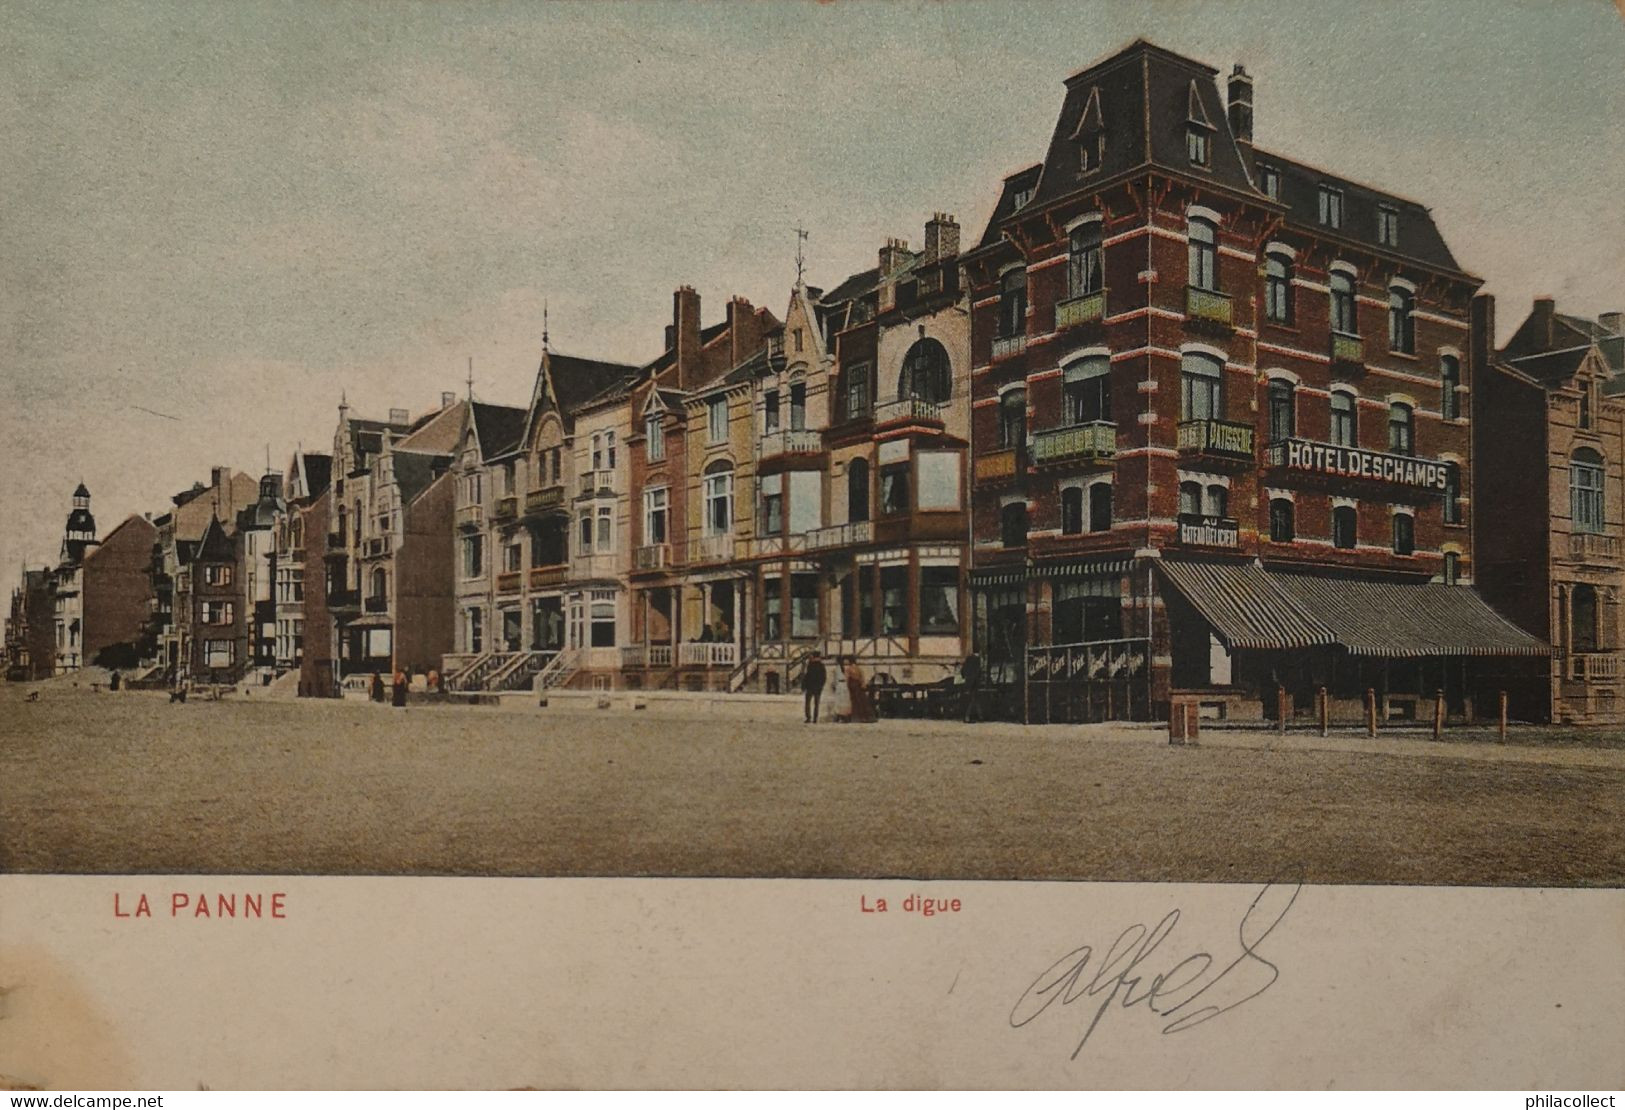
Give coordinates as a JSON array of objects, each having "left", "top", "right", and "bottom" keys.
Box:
[
  {"left": 389, "top": 407, "right": 410, "bottom": 424},
  {"left": 1227, "top": 63, "right": 1254, "bottom": 147},
  {"left": 441, "top": 391, "right": 456, "bottom": 409},
  {"left": 1599, "top": 311, "right": 1622, "bottom": 336}
]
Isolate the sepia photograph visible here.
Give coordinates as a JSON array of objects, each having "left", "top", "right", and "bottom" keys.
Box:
[{"left": 1, "top": 0, "right": 1622, "bottom": 1092}]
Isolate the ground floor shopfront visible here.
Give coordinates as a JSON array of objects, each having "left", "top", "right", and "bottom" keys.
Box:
[{"left": 970, "top": 555, "right": 1549, "bottom": 725}]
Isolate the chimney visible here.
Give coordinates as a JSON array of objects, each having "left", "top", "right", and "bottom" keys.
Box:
[
  {"left": 1533, "top": 296, "right": 1556, "bottom": 349},
  {"left": 726, "top": 296, "right": 764, "bottom": 368},
  {"left": 1470, "top": 293, "right": 1495, "bottom": 380},
  {"left": 389, "top": 407, "right": 410, "bottom": 424},
  {"left": 923, "top": 214, "right": 960, "bottom": 264},
  {"left": 212, "top": 466, "right": 229, "bottom": 491},
  {"left": 1228, "top": 64, "right": 1254, "bottom": 172},
  {"left": 441, "top": 391, "right": 456, "bottom": 409},
  {"left": 879, "top": 238, "right": 912, "bottom": 278},
  {"left": 1599, "top": 311, "right": 1622, "bottom": 337},
  {"left": 673, "top": 285, "right": 702, "bottom": 389}
]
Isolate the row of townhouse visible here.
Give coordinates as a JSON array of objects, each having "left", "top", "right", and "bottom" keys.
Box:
[{"left": 9, "top": 38, "right": 1622, "bottom": 725}]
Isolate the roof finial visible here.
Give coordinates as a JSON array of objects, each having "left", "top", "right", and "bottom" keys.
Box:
[
  {"left": 542, "top": 299, "right": 550, "bottom": 354},
  {"left": 793, "top": 225, "right": 809, "bottom": 284},
  {"left": 466, "top": 356, "right": 475, "bottom": 402}
]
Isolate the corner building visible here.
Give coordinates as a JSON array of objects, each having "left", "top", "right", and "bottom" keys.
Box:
[{"left": 962, "top": 40, "right": 1543, "bottom": 724}]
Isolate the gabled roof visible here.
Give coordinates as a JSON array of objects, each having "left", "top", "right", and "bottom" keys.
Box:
[
  {"left": 302, "top": 453, "right": 333, "bottom": 498},
  {"left": 821, "top": 266, "right": 882, "bottom": 306},
  {"left": 396, "top": 402, "right": 465, "bottom": 455},
  {"left": 468, "top": 402, "right": 529, "bottom": 459},
  {"left": 391, "top": 450, "right": 451, "bottom": 504},
  {"left": 976, "top": 164, "right": 1044, "bottom": 250},
  {"left": 1505, "top": 346, "right": 1592, "bottom": 387},
  {"left": 547, "top": 352, "right": 641, "bottom": 413},
  {"left": 195, "top": 516, "right": 234, "bottom": 563}
]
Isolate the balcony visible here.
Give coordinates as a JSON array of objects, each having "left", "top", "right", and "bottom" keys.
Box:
[
  {"left": 1177, "top": 418, "right": 1256, "bottom": 462},
  {"left": 758, "top": 429, "right": 825, "bottom": 458},
  {"left": 1265, "top": 438, "right": 1451, "bottom": 493},
  {"left": 327, "top": 588, "right": 360, "bottom": 611},
  {"left": 873, "top": 397, "right": 946, "bottom": 428},
  {"left": 496, "top": 571, "right": 522, "bottom": 595},
  {"left": 1568, "top": 652, "right": 1622, "bottom": 681},
  {"left": 524, "top": 485, "right": 566, "bottom": 514},
  {"left": 752, "top": 532, "right": 810, "bottom": 558},
  {"left": 1330, "top": 332, "right": 1365, "bottom": 366},
  {"left": 1055, "top": 288, "right": 1107, "bottom": 331},
  {"left": 493, "top": 496, "right": 518, "bottom": 522},
  {"left": 806, "top": 520, "right": 873, "bottom": 550},
  {"left": 455, "top": 504, "right": 484, "bottom": 531},
  {"left": 578, "top": 470, "right": 613, "bottom": 498},
  {"left": 364, "top": 535, "right": 392, "bottom": 558},
  {"left": 690, "top": 534, "right": 737, "bottom": 564},
  {"left": 678, "top": 642, "right": 738, "bottom": 668},
  {"left": 975, "top": 448, "right": 1021, "bottom": 483},
  {"left": 529, "top": 565, "right": 567, "bottom": 590},
  {"left": 991, "top": 333, "right": 1027, "bottom": 361},
  {"left": 1175, "top": 514, "right": 1241, "bottom": 549},
  {"left": 1569, "top": 532, "right": 1622, "bottom": 563},
  {"left": 569, "top": 552, "right": 619, "bottom": 581},
  {"left": 1031, "top": 421, "right": 1116, "bottom": 466},
  {"left": 364, "top": 594, "right": 389, "bottom": 613},
  {"left": 1185, "top": 286, "right": 1232, "bottom": 327},
  {"left": 635, "top": 543, "right": 672, "bottom": 571}
]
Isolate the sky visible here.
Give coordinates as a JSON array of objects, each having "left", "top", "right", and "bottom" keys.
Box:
[{"left": 2, "top": 0, "right": 1622, "bottom": 577}]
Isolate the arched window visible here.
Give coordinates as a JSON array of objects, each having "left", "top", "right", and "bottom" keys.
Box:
[
  {"left": 899, "top": 338, "right": 951, "bottom": 404},
  {"left": 1331, "top": 391, "right": 1357, "bottom": 446},
  {"left": 1388, "top": 286, "right": 1415, "bottom": 353},
  {"left": 1000, "top": 501, "right": 1028, "bottom": 548},
  {"left": 1205, "top": 484, "right": 1229, "bottom": 519},
  {"left": 1392, "top": 512, "right": 1415, "bottom": 556},
  {"left": 1332, "top": 505, "right": 1358, "bottom": 549},
  {"left": 1063, "top": 355, "right": 1111, "bottom": 425},
  {"left": 703, "top": 460, "right": 734, "bottom": 535},
  {"left": 1265, "top": 254, "right": 1294, "bottom": 324},
  {"left": 1440, "top": 356, "right": 1461, "bottom": 421},
  {"left": 998, "top": 268, "right": 1027, "bottom": 338},
  {"left": 1068, "top": 224, "right": 1103, "bottom": 298},
  {"left": 1088, "top": 483, "right": 1113, "bottom": 532},
  {"left": 1187, "top": 218, "right": 1218, "bottom": 291},
  {"left": 788, "top": 374, "right": 807, "bottom": 431},
  {"left": 1061, "top": 487, "right": 1084, "bottom": 535},
  {"left": 1180, "top": 352, "right": 1223, "bottom": 421},
  {"left": 1268, "top": 379, "right": 1296, "bottom": 442},
  {"left": 1179, "top": 481, "right": 1203, "bottom": 517},
  {"left": 370, "top": 567, "right": 387, "bottom": 601},
  {"left": 1330, "top": 271, "right": 1357, "bottom": 335},
  {"left": 847, "top": 458, "right": 870, "bottom": 523},
  {"left": 998, "top": 389, "right": 1026, "bottom": 449},
  {"left": 1269, "top": 498, "right": 1295, "bottom": 543},
  {"left": 1388, "top": 403, "right": 1414, "bottom": 456},
  {"left": 1571, "top": 448, "right": 1605, "bottom": 534},
  {"left": 1572, "top": 584, "right": 1599, "bottom": 653}
]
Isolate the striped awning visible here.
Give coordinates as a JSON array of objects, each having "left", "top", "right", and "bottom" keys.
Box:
[
  {"left": 1270, "top": 572, "right": 1550, "bottom": 658},
  {"left": 1156, "top": 560, "right": 1335, "bottom": 651},
  {"left": 969, "top": 567, "right": 1025, "bottom": 587},
  {"left": 1032, "top": 558, "right": 1136, "bottom": 579}
]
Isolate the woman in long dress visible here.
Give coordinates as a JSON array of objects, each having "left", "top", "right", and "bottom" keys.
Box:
[
  {"left": 829, "top": 657, "right": 852, "bottom": 722},
  {"left": 844, "top": 657, "right": 877, "bottom": 723}
]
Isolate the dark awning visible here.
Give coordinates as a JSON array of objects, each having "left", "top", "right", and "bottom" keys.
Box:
[
  {"left": 1270, "top": 572, "right": 1550, "bottom": 657},
  {"left": 1156, "top": 560, "right": 1336, "bottom": 651}
]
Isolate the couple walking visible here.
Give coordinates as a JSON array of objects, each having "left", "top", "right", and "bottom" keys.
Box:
[{"left": 801, "top": 651, "right": 875, "bottom": 724}]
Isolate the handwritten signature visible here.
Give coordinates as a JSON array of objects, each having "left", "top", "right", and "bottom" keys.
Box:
[{"left": 1009, "top": 881, "right": 1301, "bottom": 1059}]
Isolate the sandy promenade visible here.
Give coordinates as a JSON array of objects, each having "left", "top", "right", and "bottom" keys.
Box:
[{"left": 2, "top": 685, "right": 1622, "bottom": 884}]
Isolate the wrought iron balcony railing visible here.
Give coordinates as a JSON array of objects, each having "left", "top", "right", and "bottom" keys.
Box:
[{"left": 1031, "top": 421, "right": 1116, "bottom": 465}]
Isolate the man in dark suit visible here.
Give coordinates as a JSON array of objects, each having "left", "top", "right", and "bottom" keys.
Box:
[
  {"left": 960, "top": 651, "right": 982, "bottom": 723},
  {"left": 802, "top": 652, "right": 827, "bottom": 724}
]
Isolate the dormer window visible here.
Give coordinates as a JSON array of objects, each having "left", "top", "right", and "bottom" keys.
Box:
[
  {"left": 1012, "top": 187, "right": 1035, "bottom": 210},
  {"left": 1186, "top": 127, "right": 1211, "bottom": 166},
  {"left": 1072, "top": 85, "right": 1105, "bottom": 176},
  {"left": 1377, "top": 206, "right": 1399, "bottom": 247},
  {"left": 1260, "top": 165, "right": 1280, "bottom": 200},
  {"left": 1185, "top": 80, "right": 1214, "bottom": 168},
  {"left": 1318, "top": 185, "right": 1344, "bottom": 230}
]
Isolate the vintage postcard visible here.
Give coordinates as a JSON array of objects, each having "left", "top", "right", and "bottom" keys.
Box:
[{"left": 2, "top": 0, "right": 1622, "bottom": 1091}]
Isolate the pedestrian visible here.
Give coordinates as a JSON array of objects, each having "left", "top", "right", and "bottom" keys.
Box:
[
  {"left": 830, "top": 657, "right": 851, "bottom": 723},
  {"left": 370, "top": 671, "right": 385, "bottom": 703},
  {"left": 960, "top": 651, "right": 982, "bottom": 723},
  {"left": 109, "top": 669, "right": 121, "bottom": 692},
  {"left": 802, "top": 651, "right": 826, "bottom": 724},
  {"left": 391, "top": 669, "right": 407, "bottom": 708}
]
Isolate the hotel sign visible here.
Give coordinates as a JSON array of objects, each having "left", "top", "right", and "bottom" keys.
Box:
[{"left": 1268, "top": 439, "right": 1449, "bottom": 491}]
